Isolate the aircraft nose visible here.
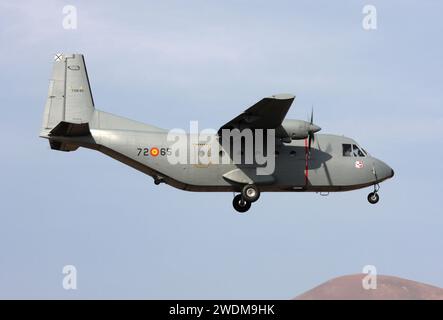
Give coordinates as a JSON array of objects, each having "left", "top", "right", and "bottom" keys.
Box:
[{"left": 374, "top": 159, "right": 394, "bottom": 181}]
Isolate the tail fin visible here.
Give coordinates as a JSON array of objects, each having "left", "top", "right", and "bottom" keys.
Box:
[{"left": 40, "top": 53, "right": 95, "bottom": 150}]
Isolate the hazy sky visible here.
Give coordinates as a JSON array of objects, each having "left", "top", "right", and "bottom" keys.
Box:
[{"left": 0, "top": 0, "right": 442, "bottom": 299}]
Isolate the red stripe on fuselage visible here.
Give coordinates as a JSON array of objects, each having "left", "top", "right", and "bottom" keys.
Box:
[{"left": 304, "top": 138, "right": 309, "bottom": 186}]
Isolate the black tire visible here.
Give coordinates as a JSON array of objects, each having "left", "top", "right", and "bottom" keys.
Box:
[
  {"left": 367, "top": 192, "right": 379, "bottom": 204},
  {"left": 241, "top": 184, "right": 260, "bottom": 203},
  {"left": 233, "top": 194, "right": 251, "bottom": 213}
]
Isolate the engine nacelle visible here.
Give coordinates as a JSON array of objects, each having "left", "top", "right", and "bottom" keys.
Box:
[{"left": 278, "top": 119, "right": 321, "bottom": 142}]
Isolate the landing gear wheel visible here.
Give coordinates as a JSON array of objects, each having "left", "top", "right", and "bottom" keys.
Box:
[
  {"left": 242, "top": 184, "right": 260, "bottom": 203},
  {"left": 233, "top": 194, "right": 251, "bottom": 213},
  {"left": 367, "top": 192, "right": 379, "bottom": 204}
]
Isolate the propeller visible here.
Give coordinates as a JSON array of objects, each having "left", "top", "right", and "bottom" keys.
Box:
[
  {"left": 307, "top": 107, "right": 320, "bottom": 154},
  {"left": 304, "top": 106, "right": 321, "bottom": 186}
]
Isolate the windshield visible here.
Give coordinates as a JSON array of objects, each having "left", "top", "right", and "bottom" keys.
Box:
[
  {"left": 352, "top": 144, "right": 365, "bottom": 157},
  {"left": 343, "top": 144, "right": 367, "bottom": 157}
]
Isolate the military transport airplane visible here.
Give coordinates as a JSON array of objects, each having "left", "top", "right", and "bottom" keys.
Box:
[{"left": 40, "top": 54, "right": 394, "bottom": 212}]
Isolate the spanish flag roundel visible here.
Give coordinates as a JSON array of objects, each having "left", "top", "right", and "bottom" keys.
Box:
[{"left": 150, "top": 147, "right": 159, "bottom": 157}]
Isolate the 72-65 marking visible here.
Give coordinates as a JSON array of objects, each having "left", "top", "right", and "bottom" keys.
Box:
[{"left": 137, "top": 147, "right": 171, "bottom": 157}]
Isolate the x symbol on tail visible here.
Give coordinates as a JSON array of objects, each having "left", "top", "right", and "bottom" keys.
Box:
[{"left": 54, "top": 53, "right": 63, "bottom": 62}]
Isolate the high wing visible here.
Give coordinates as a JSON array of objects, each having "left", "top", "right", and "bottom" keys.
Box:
[{"left": 218, "top": 94, "right": 295, "bottom": 133}]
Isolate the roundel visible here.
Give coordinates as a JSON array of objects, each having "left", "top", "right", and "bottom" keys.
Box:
[{"left": 150, "top": 147, "right": 159, "bottom": 157}]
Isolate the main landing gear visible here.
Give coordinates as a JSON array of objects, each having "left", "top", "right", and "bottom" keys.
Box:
[
  {"left": 367, "top": 183, "right": 380, "bottom": 204},
  {"left": 233, "top": 194, "right": 251, "bottom": 213},
  {"left": 232, "top": 184, "right": 261, "bottom": 213}
]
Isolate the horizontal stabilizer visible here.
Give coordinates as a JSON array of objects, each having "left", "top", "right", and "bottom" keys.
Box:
[
  {"left": 49, "top": 140, "right": 79, "bottom": 152},
  {"left": 49, "top": 121, "right": 90, "bottom": 137}
]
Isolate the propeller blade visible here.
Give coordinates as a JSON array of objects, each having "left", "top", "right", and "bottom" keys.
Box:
[
  {"left": 308, "top": 131, "right": 314, "bottom": 153},
  {"left": 310, "top": 106, "right": 314, "bottom": 124},
  {"left": 307, "top": 105, "right": 319, "bottom": 156},
  {"left": 308, "top": 106, "right": 314, "bottom": 153}
]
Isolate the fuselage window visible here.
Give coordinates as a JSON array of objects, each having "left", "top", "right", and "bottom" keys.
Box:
[
  {"left": 352, "top": 144, "right": 365, "bottom": 157},
  {"left": 343, "top": 144, "right": 352, "bottom": 157}
]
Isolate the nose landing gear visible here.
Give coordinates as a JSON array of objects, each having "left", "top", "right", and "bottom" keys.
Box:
[
  {"left": 367, "top": 183, "right": 380, "bottom": 204},
  {"left": 367, "top": 192, "right": 379, "bottom": 204}
]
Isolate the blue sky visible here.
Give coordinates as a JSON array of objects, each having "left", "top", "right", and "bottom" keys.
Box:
[{"left": 0, "top": 0, "right": 442, "bottom": 298}]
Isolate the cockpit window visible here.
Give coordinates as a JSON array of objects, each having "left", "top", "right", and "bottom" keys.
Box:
[
  {"left": 362, "top": 148, "right": 369, "bottom": 156},
  {"left": 352, "top": 144, "right": 365, "bottom": 157},
  {"left": 343, "top": 144, "right": 366, "bottom": 157},
  {"left": 343, "top": 144, "right": 352, "bottom": 157}
]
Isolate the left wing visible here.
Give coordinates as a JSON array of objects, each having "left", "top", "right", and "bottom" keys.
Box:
[{"left": 218, "top": 94, "right": 295, "bottom": 133}]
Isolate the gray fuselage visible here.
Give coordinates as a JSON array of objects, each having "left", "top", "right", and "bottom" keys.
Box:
[{"left": 60, "top": 110, "right": 394, "bottom": 193}]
